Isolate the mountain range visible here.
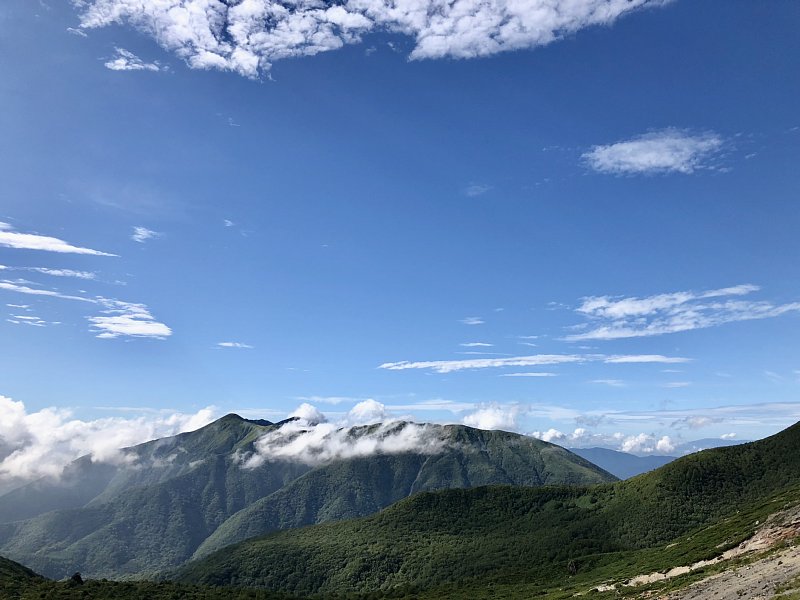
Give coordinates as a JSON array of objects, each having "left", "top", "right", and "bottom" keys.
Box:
[{"left": 0, "top": 415, "right": 613, "bottom": 579}]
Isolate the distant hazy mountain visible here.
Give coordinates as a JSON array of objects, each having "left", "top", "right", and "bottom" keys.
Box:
[
  {"left": 0, "top": 415, "right": 614, "bottom": 579},
  {"left": 673, "top": 438, "right": 748, "bottom": 455},
  {"left": 568, "top": 447, "right": 676, "bottom": 479}
]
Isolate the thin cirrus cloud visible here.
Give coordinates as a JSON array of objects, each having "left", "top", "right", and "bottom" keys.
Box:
[
  {"left": 460, "top": 317, "right": 484, "bottom": 325},
  {"left": 73, "top": 0, "right": 666, "bottom": 78},
  {"left": 583, "top": 128, "right": 724, "bottom": 175},
  {"left": 0, "top": 279, "right": 171, "bottom": 340},
  {"left": 105, "top": 48, "right": 164, "bottom": 72},
  {"left": 131, "top": 226, "right": 161, "bottom": 243},
  {"left": 566, "top": 284, "right": 800, "bottom": 341},
  {"left": 217, "top": 342, "right": 254, "bottom": 349},
  {"left": 0, "top": 265, "right": 96, "bottom": 280},
  {"left": 379, "top": 353, "right": 689, "bottom": 374},
  {"left": 0, "top": 221, "right": 116, "bottom": 256}
]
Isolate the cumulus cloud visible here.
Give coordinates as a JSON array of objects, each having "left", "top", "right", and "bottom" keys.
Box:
[
  {"left": 131, "top": 226, "right": 161, "bottom": 243},
  {"left": 462, "top": 404, "right": 521, "bottom": 431},
  {"left": 583, "top": 128, "right": 724, "bottom": 175},
  {"left": 0, "top": 395, "right": 216, "bottom": 490},
  {"left": 105, "top": 47, "right": 164, "bottom": 71},
  {"left": 530, "top": 427, "right": 590, "bottom": 444},
  {"left": 0, "top": 221, "right": 116, "bottom": 256},
  {"left": 74, "top": 0, "right": 664, "bottom": 78},
  {"left": 89, "top": 299, "right": 172, "bottom": 339},
  {"left": 567, "top": 284, "right": 800, "bottom": 341},
  {"left": 620, "top": 433, "right": 675, "bottom": 454}
]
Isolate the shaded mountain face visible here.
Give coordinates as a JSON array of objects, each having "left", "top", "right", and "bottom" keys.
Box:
[
  {"left": 0, "top": 416, "right": 614, "bottom": 579},
  {"left": 177, "top": 421, "right": 800, "bottom": 597},
  {"left": 568, "top": 447, "right": 676, "bottom": 479}
]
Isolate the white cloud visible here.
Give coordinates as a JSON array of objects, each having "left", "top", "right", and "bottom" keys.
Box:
[
  {"left": 0, "top": 221, "right": 116, "bottom": 256},
  {"left": 347, "top": 399, "right": 386, "bottom": 424},
  {"left": 619, "top": 432, "right": 674, "bottom": 454},
  {"left": 464, "top": 183, "right": 491, "bottom": 197},
  {"left": 0, "top": 265, "right": 96, "bottom": 280},
  {"left": 217, "top": 341, "right": 254, "bottom": 349},
  {"left": 500, "top": 372, "right": 557, "bottom": 377},
  {"left": 583, "top": 128, "right": 723, "bottom": 175},
  {"left": 461, "top": 342, "right": 493, "bottom": 347},
  {"left": 591, "top": 379, "right": 625, "bottom": 387},
  {"left": 530, "top": 427, "right": 590, "bottom": 445},
  {"left": 460, "top": 316, "right": 484, "bottom": 325},
  {"left": 75, "top": 0, "right": 664, "bottom": 78},
  {"left": 105, "top": 47, "right": 163, "bottom": 71},
  {"left": 243, "top": 408, "right": 444, "bottom": 467},
  {"left": 0, "top": 280, "right": 95, "bottom": 303},
  {"left": 380, "top": 353, "right": 688, "bottom": 373},
  {"left": 663, "top": 381, "right": 691, "bottom": 388},
  {"left": 223, "top": 219, "right": 234, "bottom": 227},
  {"left": 89, "top": 299, "right": 172, "bottom": 339},
  {"left": 568, "top": 284, "right": 800, "bottom": 341},
  {"left": 131, "top": 226, "right": 161, "bottom": 243},
  {"left": 380, "top": 353, "right": 583, "bottom": 374},
  {"left": 0, "top": 279, "right": 172, "bottom": 340},
  {"left": 720, "top": 432, "right": 737, "bottom": 440},
  {"left": 462, "top": 404, "right": 521, "bottom": 431},
  {"left": 604, "top": 355, "right": 691, "bottom": 364},
  {"left": 288, "top": 402, "right": 327, "bottom": 424},
  {"left": 0, "top": 395, "right": 215, "bottom": 490}
]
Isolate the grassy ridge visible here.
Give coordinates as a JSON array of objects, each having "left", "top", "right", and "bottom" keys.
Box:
[{"left": 176, "top": 421, "right": 800, "bottom": 597}]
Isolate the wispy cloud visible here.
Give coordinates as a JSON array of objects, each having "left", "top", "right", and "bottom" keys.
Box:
[
  {"left": 460, "top": 316, "right": 484, "bottom": 325},
  {"left": 460, "top": 342, "right": 493, "bottom": 347},
  {"left": 583, "top": 128, "right": 724, "bottom": 175},
  {"left": 567, "top": 284, "right": 800, "bottom": 341},
  {"left": 0, "top": 280, "right": 94, "bottom": 303},
  {"left": 591, "top": 379, "right": 625, "bottom": 387},
  {"left": 380, "top": 354, "right": 584, "bottom": 374},
  {"left": 131, "top": 226, "right": 161, "bottom": 243},
  {"left": 0, "top": 278, "right": 171, "bottom": 340},
  {"left": 500, "top": 372, "right": 557, "bottom": 377},
  {"left": 0, "top": 221, "right": 115, "bottom": 256},
  {"left": 76, "top": 0, "right": 663, "bottom": 78},
  {"left": 604, "top": 355, "right": 691, "bottom": 364},
  {"left": 380, "top": 352, "right": 689, "bottom": 374},
  {"left": 464, "top": 183, "right": 491, "bottom": 197},
  {"left": 89, "top": 299, "right": 172, "bottom": 339},
  {"left": 217, "top": 341, "right": 253, "bottom": 349},
  {"left": 0, "top": 265, "right": 96, "bottom": 280},
  {"left": 105, "top": 47, "right": 163, "bottom": 72}
]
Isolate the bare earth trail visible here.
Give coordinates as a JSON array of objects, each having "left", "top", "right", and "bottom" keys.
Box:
[{"left": 661, "top": 543, "right": 800, "bottom": 600}]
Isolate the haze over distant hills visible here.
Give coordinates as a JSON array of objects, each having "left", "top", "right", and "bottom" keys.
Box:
[{"left": 0, "top": 414, "right": 613, "bottom": 579}]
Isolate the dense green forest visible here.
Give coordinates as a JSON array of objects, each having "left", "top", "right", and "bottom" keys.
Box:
[{"left": 176, "top": 420, "right": 800, "bottom": 597}]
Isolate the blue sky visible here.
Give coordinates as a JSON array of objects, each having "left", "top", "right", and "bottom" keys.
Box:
[{"left": 0, "top": 0, "right": 799, "bottom": 475}]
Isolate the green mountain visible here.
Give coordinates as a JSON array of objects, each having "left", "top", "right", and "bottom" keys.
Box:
[
  {"left": 194, "top": 423, "right": 613, "bottom": 558},
  {"left": 176, "top": 420, "right": 800, "bottom": 598},
  {"left": 0, "top": 417, "right": 613, "bottom": 580}
]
